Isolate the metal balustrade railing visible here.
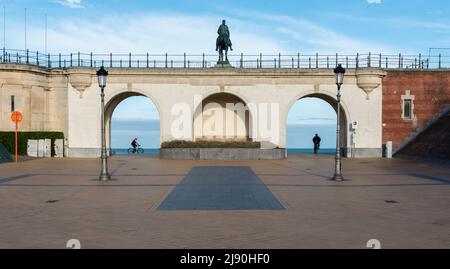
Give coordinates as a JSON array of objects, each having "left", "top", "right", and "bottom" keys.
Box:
[{"left": 0, "top": 48, "right": 448, "bottom": 70}]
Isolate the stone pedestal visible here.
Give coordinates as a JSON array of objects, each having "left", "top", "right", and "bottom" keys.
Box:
[{"left": 213, "top": 61, "right": 234, "bottom": 68}]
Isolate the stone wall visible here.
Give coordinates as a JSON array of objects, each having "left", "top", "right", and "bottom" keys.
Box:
[
  {"left": 382, "top": 70, "right": 450, "bottom": 150},
  {"left": 396, "top": 108, "right": 450, "bottom": 159}
]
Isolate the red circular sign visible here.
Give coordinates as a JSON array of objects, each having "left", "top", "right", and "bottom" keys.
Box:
[{"left": 11, "top": 111, "right": 23, "bottom": 123}]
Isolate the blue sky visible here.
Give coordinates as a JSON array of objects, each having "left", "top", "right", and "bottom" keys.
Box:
[
  {"left": 2, "top": 0, "right": 450, "bottom": 54},
  {"left": 2, "top": 0, "right": 449, "bottom": 122}
]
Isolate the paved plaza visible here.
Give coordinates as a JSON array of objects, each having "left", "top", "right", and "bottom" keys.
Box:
[{"left": 0, "top": 154, "right": 449, "bottom": 249}]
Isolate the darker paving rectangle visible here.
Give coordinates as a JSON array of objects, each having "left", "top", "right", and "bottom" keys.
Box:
[{"left": 157, "top": 166, "right": 285, "bottom": 211}]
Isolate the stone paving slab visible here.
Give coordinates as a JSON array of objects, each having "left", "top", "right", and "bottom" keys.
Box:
[
  {"left": 157, "top": 166, "right": 285, "bottom": 211},
  {"left": 0, "top": 154, "right": 449, "bottom": 248}
]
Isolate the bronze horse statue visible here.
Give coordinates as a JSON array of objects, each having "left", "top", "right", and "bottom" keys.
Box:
[{"left": 216, "top": 20, "right": 233, "bottom": 64}]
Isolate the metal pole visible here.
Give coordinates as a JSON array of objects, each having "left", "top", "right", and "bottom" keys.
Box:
[
  {"left": 99, "top": 85, "right": 110, "bottom": 181},
  {"left": 24, "top": 8, "right": 27, "bottom": 52},
  {"left": 45, "top": 14, "right": 47, "bottom": 55},
  {"left": 333, "top": 84, "right": 343, "bottom": 181},
  {"left": 240, "top": 53, "right": 243, "bottom": 68},
  {"left": 129, "top": 52, "right": 131, "bottom": 68},
  {"left": 3, "top": 5, "right": 5, "bottom": 50}
]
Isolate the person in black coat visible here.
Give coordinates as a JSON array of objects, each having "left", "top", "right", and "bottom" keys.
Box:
[{"left": 312, "top": 134, "right": 321, "bottom": 154}]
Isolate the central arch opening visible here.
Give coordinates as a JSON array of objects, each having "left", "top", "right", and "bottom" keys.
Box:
[
  {"left": 105, "top": 93, "right": 160, "bottom": 155},
  {"left": 193, "top": 93, "right": 251, "bottom": 141},
  {"left": 287, "top": 94, "right": 347, "bottom": 155}
]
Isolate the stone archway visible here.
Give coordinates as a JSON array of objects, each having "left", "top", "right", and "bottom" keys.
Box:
[
  {"left": 286, "top": 93, "right": 349, "bottom": 156},
  {"left": 104, "top": 91, "right": 161, "bottom": 152},
  {"left": 193, "top": 92, "right": 252, "bottom": 141}
]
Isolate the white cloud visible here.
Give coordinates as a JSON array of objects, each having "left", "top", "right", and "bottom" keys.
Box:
[
  {"left": 367, "top": 0, "right": 382, "bottom": 4},
  {"left": 54, "top": 0, "right": 83, "bottom": 9},
  {"left": 6, "top": 10, "right": 391, "bottom": 56}
]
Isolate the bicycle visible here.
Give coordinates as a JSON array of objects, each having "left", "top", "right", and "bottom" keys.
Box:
[{"left": 128, "top": 146, "right": 144, "bottom": 154}]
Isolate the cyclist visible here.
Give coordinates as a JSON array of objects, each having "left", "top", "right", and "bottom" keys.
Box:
[{"left": 131, "top": 138, "right": 140, "bottom": 153}]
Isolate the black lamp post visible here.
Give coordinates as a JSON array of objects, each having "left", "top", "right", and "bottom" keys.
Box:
[
  {"left": 97, "top": 66, "right": 110, "bottom": 181},
  {"left": 333, "top": 64, "right": 345, "bottom": 181}
]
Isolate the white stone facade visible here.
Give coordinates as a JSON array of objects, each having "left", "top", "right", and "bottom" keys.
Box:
[{"left": 0, "top": 64, "right": 386, "bottom": 158}]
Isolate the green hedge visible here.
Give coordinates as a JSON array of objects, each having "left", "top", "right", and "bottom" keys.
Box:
[
  {"left": 0, "top": 132, "right": 64, "bottom": 157},
  {"left": 161, "top": 140, "right": 261, "bottom": 149}
]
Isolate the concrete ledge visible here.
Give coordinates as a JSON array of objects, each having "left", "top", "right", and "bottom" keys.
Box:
[
  {"left": 68, "top": 148, "right": 101, "bottom": 158},
  {"left": 346, "top": 148, "right": 383, "bottom": 158},
  {"left": 161, "top": 148, "right": 287, "bottom": 160}
]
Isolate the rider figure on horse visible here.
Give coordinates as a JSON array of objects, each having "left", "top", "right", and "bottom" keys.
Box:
[{"left": 216, "top": 20, "right": 233, "bottom": 52}]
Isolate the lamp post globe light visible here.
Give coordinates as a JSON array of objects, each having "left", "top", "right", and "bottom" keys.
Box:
[
  {"left": 97, "top": 66, "right": 111, "bottom": 181},
  {"left": 333, "top": 64, "right": 345, "bottom": 181}
]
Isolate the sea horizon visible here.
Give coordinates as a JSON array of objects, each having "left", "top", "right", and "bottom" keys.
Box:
[{"left": 111, "top": 148, "right": 336, "bottom": 155}]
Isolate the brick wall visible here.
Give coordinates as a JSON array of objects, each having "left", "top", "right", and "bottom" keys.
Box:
[{"left": 382, "top": 70, "right": 450, "bottom": 150}]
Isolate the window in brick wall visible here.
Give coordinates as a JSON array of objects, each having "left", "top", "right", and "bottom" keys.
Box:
[
  {"left": 401, "top": 90, "right": 416, "bottom": 124},
  {"left": 403, "top": 99, "right": 412, "bottom": 120}
]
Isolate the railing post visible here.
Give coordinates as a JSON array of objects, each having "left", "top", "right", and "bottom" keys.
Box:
[
  {"left": 16, "top": 52, "right": 19, "bottom": 63},
  {"left": 129, "top": 52, "right": 132, "bottom": 68},
  {"left": 274, "top": 58, "right": 276, "bottom": 69},
  {"left": 70, "top": 53, "right": 72, "bottom": 67},
  {"left": 165, "top": 53, "right": 168, "bottom": 68},
  {"left": 36, "top": 51, "right": 39, "bottom": 66},
  {"left": 386, "top": 57, "right": 388, "bottom": 68},
  {"left": 346, "top": 56, "right": 349, "bottom": 68},
  {"left": 418, "top": 53, "right": 422, "bottom": 69},
  {"left": 260, "top": 53, "right": 262, "bottom": 68},
  {"left": 48, "top": 53, "right": 51, "bottom": 68},
  {"left": 2, "top": 47, "right": 5, "bottom": 63},
  {"left": 368, "top": 52, "right": 371, "bottom": 68},
  {"left": 316, "top": 53, "right": 318, "bottom": 68},
  {"left": 298, "top": 53, "right": 300, "bottom": 68},
  {"left": 154, "top": 59, "right": 156, "bottom": 68},
  {"left": 202, "top": 53, "right": 205, "bottom": 68},
  {"left": 336, "top": 53, "right": 338, "bottom": 67},
  {"left": 292, "top": 57, "right": 294, "bottom": 68},
  {"left": 146, "top": 53, "right": 149, "bottom": 68},
  {"left": 171, "top": 60, "right": 173, "bottom": 68},
  {"left": 309, "top": 57, "right": 311, "bottom": 68},
  {"left": 278, "top": 53, "right": 281, "bottom": 68},
  {"left": 327, "top": 56, "right": 329, "bottom": 69},
  {"left": 109, "top": 53, "right": 112, "bottom": 68},
  {"left": 356, "top": 53, "right": 359, "bottom": 68},
  {"left": 240, "top": 53, "right": 243, "bottom": 68},
  {"left": 78, "top": 51, "right": 80, "bottom": 67},
  {"left": 183, "top": 53, "right": 186, "bottom": 68},
  {"left": 59, "top": 53, "right": 61, "bottom": 68},
  {"left": 256, "top": 58, "right": 259, "bottom": 69},
  {"left": 26, "top": 49, "right": 29, "bottom": 64},
  {"left": 398, "top": 53, "right": 401, "bottom": 68},
  {"left": 439, "top": 54, "right": 442, "bottom": 69},
  {"left": 379, "top": 53, "right": 382, "bottom": 68}
]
